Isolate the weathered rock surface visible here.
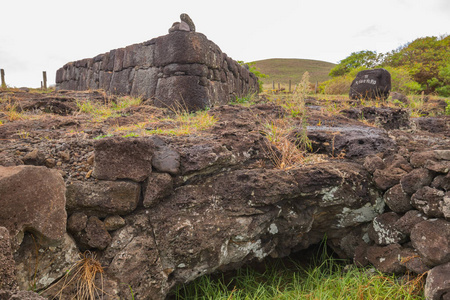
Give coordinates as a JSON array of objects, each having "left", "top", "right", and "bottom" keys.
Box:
[
  {"left": 384, "top": 184, "right": 413, "bottom": 213},
  {"left": 365, "top": 244, "right": 407, "bottom": 274},
  {"left": 93, "top": 137, "right": 155, "bottom": 181},
  {"left": 340, "top": 106, "right": 409, "bottom": 130},
  {"left": 368, "top": 212, "right": 406, "bottom": 245},
  {"left": 66, "top": 180, "right": 141, "bottom": 217},
  {"left": 143, "top": 172, "right": 173, "bottom": 207},
  {"left": 98, "top": 162, "right": 384, "bottom": 299},
  {"left": 0, "top": 290, "right": 47, "bottom": 300},
  {"left": 0, "top": 165, "right": 66, "bottom": 250},
  {"left": 0, "top": 227, "right": 17, "bottom": 291},
  {"left": 349, "top": 68, "right": 391, "bottom": 100},
  {"left": 400, "top": 168, "right": 434, "bottom": 195},
  {"left": 305, "top": 125, "right": 396, "bottom": 159},
  {"left": 14, "top": 233, "right": 79, "bottom": 291},
  {"left": 410, "top": 219, "right": 450, "bottom": 266},
  {"left": 425, "top": 262, "right": 450, "bottom": 300},
  {"left": 411, "top": 186, "right": 445, "bottom": 218},
  {"left": 394, "top": 210, "right": 428, "bottom": 236},
  {"left": 363, "top": 154, "right": 386, "bottom": 174},
  {"left": 373, "top": 167, "right": 407, "bottom": 191}
]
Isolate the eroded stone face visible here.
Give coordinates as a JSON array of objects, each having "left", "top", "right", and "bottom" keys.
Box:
[
  {"left": 99, "top": 162, "right": 383, "bottom": 298},
  {"left": 0, "top": 165, "right": 66, "bottom": 250},
  {"left": 411, "top": 219, "right": 450, "bottom": 266},
  {"left": 93, "top": 137, "right": 155, "bottom": 182},
  {"left": 66, "top": 180, "right": 141, "bottom": 217},
  {"left": 425, "top": 262, "right": 450, "bottom": 300}
]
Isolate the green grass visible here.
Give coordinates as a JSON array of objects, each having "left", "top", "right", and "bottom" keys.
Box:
[
  {"left": 171, "top": 246, "right": 425, "bottom": 300},
  {"left": 251, "top": 58, "right": 336, "bottom": 90},
  {"left": 75, "top": 95, "right": 142, "bottom": 121}
]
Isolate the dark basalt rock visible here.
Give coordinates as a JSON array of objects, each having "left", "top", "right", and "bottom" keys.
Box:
[
  {"left": 349, "top": 68, "right": 391, "bottom": 100},
  {"left": 340, "top": 106, "right": 410, "bottom": 130},
  {"left": 55, "top": 15, "right": 258, "bottom": 112},
  {"left": 410, "top": 219, "right": 450, "bottom": 266},
  {"left": 305, "top": 125, "right": 396, "bottom": 160},
  {"left": 425, "top": 262, "right": 450, "bottom": 300}
]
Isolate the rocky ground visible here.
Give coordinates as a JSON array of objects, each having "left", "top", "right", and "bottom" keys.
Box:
[
  {"left": 1, "top": 88, "right": 449, "bottom": 299},
  {"left": 1, "top": 89, "right": 448, "bottom": 181}
]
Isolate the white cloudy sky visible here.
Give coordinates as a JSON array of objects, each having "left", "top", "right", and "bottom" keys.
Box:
[{"left": 1, "top": 0, "right": 449, "bottom": 88}]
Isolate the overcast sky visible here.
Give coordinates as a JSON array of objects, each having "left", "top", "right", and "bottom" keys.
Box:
[{"left": 1, "top": 0, "right": 449, "bottom": 88}]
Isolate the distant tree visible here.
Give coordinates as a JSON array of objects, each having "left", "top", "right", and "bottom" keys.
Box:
[
  {"left": 329, "top": 50, "right": 382, "bottom": 77},
  {"left": 383, "top": 35, "right": 450, "bottom": 93}
]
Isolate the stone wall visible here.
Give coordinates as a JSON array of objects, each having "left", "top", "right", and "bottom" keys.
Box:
[
  {"left": 1, "top": 102, "right": 450, "bottom": 299},
  {"left": 56, "top": 28, "right": 258, "bottom": 111}
]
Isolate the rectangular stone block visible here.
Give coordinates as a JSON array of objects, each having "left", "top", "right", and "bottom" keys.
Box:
[{"left": 93, "top": 137, "right": 155, "bottom": 182}]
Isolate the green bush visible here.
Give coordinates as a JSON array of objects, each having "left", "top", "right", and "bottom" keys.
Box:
[{"left": 384, "top": 66, "right": 421, "bottom": 94}]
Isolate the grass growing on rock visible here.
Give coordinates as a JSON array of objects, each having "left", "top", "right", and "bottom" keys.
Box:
[
  {"left": 172, "top": 247, "right": 425, "bottom": 300},
  {"left": 76, "top": 95, "right": 143, "bottom": 121},
  {"left": 145, "top": 110, "right": 217, "bottom": 136}
]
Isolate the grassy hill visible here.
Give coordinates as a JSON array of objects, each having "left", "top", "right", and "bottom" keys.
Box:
[{"left": 251, "top": 58, "right": 336, "bottom": 90}]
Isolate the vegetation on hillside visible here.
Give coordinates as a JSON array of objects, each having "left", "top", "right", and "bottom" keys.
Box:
[
  {"left": 251, "top": 58, "right": 336, "bottom": 90},
  {"left": 323, "top": 35, "right": 450, "bottom": 96}
]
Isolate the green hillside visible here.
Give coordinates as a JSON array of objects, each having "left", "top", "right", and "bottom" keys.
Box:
[{"left": 251, "top": 58, "right": 336, "bottom": 90}]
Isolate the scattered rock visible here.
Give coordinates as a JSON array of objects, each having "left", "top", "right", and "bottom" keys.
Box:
[
  {"left": 0, "top": 290, "right": 47, "bottom": 300},
  {"left": 363, "top": 154, "right": 385, "bottom": 174},
  {"left": 400, "top": 168, "right": 434, "bottom": 195},
  {"left": 152, "top": 147, "right": 181, "bottom": 175},
  {"left": 306, "top": 125, "right": 396, "bottom": 159},
  {"left": 411, "top": 186, "right": 445, "bottom": 218},
  {"left": 67, "top": 212, "right": 88, "bottom": 233},
  {"left": 83, "top": 216, "right": 112, "bottom": 250},
  {"left": 22, "top": 149, "right": 46, "bottom": 166},
  {"left": 373, "top": 167, "right": 407, "bottom": 191},
  {"left": 143, "top": 173, "right": 173, "bottom": 207},
  {"left": 44, "top": 158, "right": 56, "bottom": 168},
  {"left": 394, "top": 210, "right": 427, "bottom": 236},
  {"left": 368, "top": 212, "right": 407, "bottom": 245},
  {"left": 425, "top": 262, "right": 450, "bottom": 300},
  {"left": 104, "top": 215, "right": 126, "bottom": 231},
  {"left": 410, "top": 219, "right": 450, "bottom": 266},
  {"left": 432, "top": 173, "right": 450, "bottom": 191},
  {"left": 398, "top": 247, "right": 430, "bottom": 274},
  {"left": 384, "top": 184, "right": 413, "bottom": 213},
  {"left": 365, "top": 244, "right": 406, "bottom": 274},
  {"left": 180, "top": 13, "right": 196, "bottom": 32}
]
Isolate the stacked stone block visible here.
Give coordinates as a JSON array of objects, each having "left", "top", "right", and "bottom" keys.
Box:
[{"left": 56, "top": 31, "right": 258, "bottom": 111}]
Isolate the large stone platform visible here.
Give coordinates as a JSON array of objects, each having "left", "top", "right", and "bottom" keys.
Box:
[{"left": 56, "top": 15, "right": 258, "bottom": 111}]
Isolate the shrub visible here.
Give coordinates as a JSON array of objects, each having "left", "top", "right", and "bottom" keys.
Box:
[{"left": 384, "top": 66, "right": 421, "bottom": 94}]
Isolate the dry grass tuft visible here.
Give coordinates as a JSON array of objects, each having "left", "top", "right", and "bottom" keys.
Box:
[
  {"left": 261, "top": 117, "right": 313, "bottom": 170},
  {"left": 45, "top": 251, "right": 105, "bottom": 300}
]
